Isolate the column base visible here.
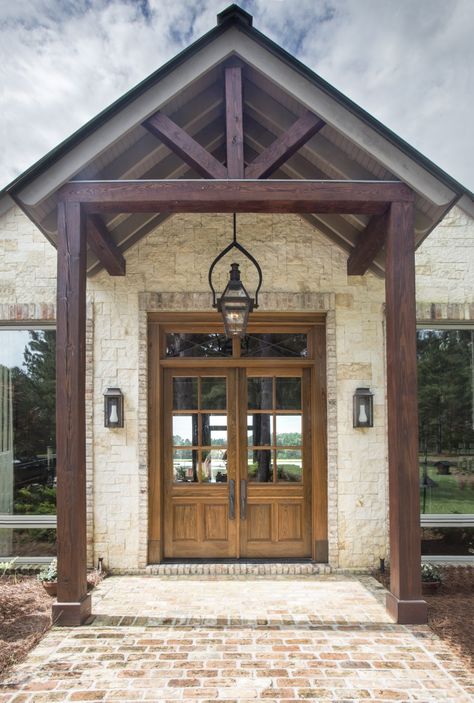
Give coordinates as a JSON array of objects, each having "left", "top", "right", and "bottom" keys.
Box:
[
  {"left": 386, "top": 592, "right": 428, "bottom": 624},
  {"left": 52, "top": 593, "right": 92, "bottom": 626}
]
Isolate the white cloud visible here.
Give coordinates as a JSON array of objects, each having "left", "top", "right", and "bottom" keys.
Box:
[{"left": 0, "top": 0, "right": 473, "bottom": 191}]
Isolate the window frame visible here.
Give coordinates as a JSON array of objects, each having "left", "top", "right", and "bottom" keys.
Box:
[
  {"left": 416, "top": 322, "right": 474, "bottom": 561},
  {"left": 0, "top": 323, "right": 57, "bottom": 562}
]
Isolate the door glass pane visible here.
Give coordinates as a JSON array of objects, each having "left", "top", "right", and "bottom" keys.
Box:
[
  {"left": 173, "top": 377, "right": 198, "bottom": 410},
  {"left": 201, "top": 448, "right": 228, "bottom": 483},
  {"left": 248, "top": 377, "right": 273, "bottom": 410},
  {"left": 276, "top": 377, "right": 301, "bottom": 410},
  {"left": 172, "top": 415, "right": 198, "bottom": 446},
  {"left": 276, "top": 450, "right": 302, "bottom": 482},
  {"left": 165, "top": 333, "right": 232, "bottom": 357},
  {"left": 248, "top": 449, "right": 273, "bottom": 482},
  {"left": 202, "top": 414, "right": 227, "bottom": 446},
  {"left": 173, "top": 449, "right": 198, "bottom": 482},
  {"left": 247, "top": 414, "right": 273, "bottom": 446},
  {"left": 241, "top": 333, "right": 308, "bottom": 358},
  {"left": 276, "top": 415, "right": 302, "bottom": 445},
  {"left": 201, "top": 377, "right": 226, "bottom": 410}
]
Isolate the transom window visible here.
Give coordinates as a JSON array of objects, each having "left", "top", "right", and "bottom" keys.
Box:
[{"left": 164, "top": 329, "right": 310, "bottom": 359}]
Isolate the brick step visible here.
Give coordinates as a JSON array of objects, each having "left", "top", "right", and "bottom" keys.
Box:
[{"left": 144, "top": 562, "right": 331, "bottom": 576}]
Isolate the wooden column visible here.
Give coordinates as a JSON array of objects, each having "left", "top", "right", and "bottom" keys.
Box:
[
  {"left": 52, "top": 200, "right": 91, "bottom": 626},
  {"left": 385, "top": 200, "right": 427, "bottom": 624}
]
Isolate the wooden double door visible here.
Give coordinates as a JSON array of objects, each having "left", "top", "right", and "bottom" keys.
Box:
[{"left": 163, "top": 366, "right": 312, "bottom": 558}]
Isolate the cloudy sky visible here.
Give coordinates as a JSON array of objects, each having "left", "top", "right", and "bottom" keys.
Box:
[{"left": 1, "top": 0, "right": 473, "bottom": 192}]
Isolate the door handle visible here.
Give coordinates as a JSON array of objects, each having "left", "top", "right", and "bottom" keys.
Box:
[
  {"left": 240, "top": 479, "right": 247, "bottom": 520},
  {"left": 229, "top": 479, "right": 235, "bottom": 520}
]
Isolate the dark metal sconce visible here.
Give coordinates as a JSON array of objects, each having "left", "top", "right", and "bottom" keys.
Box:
[
  {"left": 208, "top": 213, "right": 262, "bottom": 337},
  {"left": 104, "top": 387, "right": 124, "bottom": 428},
  {"left": 353, "top": 387, "right": 374, "bottom": 428}
]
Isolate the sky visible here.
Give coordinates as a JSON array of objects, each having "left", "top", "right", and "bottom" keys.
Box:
[{"left": 0, "top": 0, "right": 473, "bottom": 192}]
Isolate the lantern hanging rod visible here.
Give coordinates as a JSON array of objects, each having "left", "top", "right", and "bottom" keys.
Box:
[{"left": 208, "top": 213, "right": 263, "bottom": 309}]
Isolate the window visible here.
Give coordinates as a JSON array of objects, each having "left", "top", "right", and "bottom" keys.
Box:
[
  {"left": 417, "top": 328, "right": 474, "bottom": 558},
  {"left": 0, "top": 328, "right": 56, "bottom": 560}
]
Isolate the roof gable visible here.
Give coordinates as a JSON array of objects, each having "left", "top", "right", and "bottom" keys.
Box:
[{"left": 3, "top": 4, "right": 471, "bottom": 275}]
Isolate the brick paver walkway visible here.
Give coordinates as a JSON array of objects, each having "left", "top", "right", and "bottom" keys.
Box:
[{"left": 0, "top": 574, "right": 472, "bottom": 702}]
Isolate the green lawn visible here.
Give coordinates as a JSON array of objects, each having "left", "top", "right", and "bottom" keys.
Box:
[{"left": 420, "top": 466, "right": 474, "bottom": 514}]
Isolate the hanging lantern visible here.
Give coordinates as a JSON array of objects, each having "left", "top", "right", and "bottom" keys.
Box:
[{"left": 209, "top": 214, "right": 262, "bottom": 337}]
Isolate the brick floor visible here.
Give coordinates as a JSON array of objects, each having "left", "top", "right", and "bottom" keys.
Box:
[{"left": 0, "top": 574, "right": 472, "bottom": 702}]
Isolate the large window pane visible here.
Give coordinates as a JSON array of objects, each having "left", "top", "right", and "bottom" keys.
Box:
[
  {"left": 421, "top": 527, "right": 474, "bottom": 556},
  {"left": 0, "top": 528, "right": 56, "bottom": 557},
  {"left": 417, "top": 329, "right": 474, "bottom": 515},
  {"left": 0, "top": 329, "right": 56, "bottom": 517}
]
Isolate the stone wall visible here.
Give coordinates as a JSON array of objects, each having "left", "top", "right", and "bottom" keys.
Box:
[{"left": 0, "top": 204, "right": 473, "bottom": 571}]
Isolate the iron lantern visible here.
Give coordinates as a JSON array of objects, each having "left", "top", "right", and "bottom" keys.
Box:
[
  {"left": 353, "top": 387, "right": 374, "bottom": 428},
  {"left": 104, "top": 387, "right": 124, "bottom": 428},
  {"left": 209, "top": 214, "right": 262, "bottom": 337},
  {"left": 217, "top": 263, "right": 254, "bottom": 337}
]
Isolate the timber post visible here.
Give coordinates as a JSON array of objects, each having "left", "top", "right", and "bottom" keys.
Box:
[
  {"left": 385, "top": 200, "right": 427, "bottom": 624},
  {"left": 52, "top": 200, "right": 91, "bottom": 626}
]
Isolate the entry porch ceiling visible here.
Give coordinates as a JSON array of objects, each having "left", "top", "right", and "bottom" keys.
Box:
[{"left": 5, "top": 11, "right": 467, "bottom": 277}]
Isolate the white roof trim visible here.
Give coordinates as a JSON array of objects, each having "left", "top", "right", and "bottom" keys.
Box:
[{"left": 233, "top": 32, "right": 455, "bottom": 206}]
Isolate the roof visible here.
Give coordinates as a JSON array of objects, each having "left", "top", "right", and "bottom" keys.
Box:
[{"left": 2, "top": 4, "right": 473, "bottom": 276}]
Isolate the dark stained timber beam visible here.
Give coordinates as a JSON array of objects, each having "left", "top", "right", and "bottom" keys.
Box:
[
  {"left": 87, "top": 214, "right": 126, "bottom": 276},
  {"left": 61, "top": 180, "right": 414, "bottom": 215},
  {"left": 52, "top": 201, "right": 91, "bottom": 626},
  {"left": 347, "top": 210, "right": 388, "bottom": 275},
  {"left": 144, "top": 112, "right": 227, "bottom": 179},
  {"left": 384, "top": 200, "right": 428, "bottom": 625},
  {"left": 225, "top": 66, "right": 244, "bottom": 178},
  {"left": 245, "top": 111, "right": 325, "bottom": 179}
]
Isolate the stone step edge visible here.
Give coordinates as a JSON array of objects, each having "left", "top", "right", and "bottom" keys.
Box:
[{"left": 141, "top": 562, "right": 332, "bottom": 576}]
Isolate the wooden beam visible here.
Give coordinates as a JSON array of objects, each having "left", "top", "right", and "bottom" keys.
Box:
[
  {"left": 225, "top": 67, "right": 244, "bottom": 178},
  {"left": 52, "top": 201, "right": 91, "bottom": 626},
  {"left": 245, "top": 111, "right": 325, "bottom": 179},
  {"left": 61, "top": 180, "right": 414, "bottom": 215},
  {"left": 384, "top": 200, "right": 427, "bottom": 625},
  {"left": 347, "top": 210, "right": 388, "bottom": 275},
  {"left": 87, "top": 214, "right": 125, "bottom": 276},
  {"left": 144, "top": 112, "right": 227, "bottom": 179}
]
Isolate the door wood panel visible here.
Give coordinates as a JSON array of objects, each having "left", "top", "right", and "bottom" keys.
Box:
[
  {"left": 163, "top": 368, "right": 238, "bottom": 558},
  {"left": 238, "top": 368, "right": 312, "bottom": 558}
]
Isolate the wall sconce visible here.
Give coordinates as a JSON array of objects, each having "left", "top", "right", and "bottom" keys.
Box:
[
  {"left": 353, "top": 387, "right": 374, "bottom": 428},
  {"left": 104, "top": 387, "right": 124, "bottom": 428}
]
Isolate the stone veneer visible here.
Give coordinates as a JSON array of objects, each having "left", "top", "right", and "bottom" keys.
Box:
[{"left": 0, "top": 205, "right": 473, "bottom": 571}]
